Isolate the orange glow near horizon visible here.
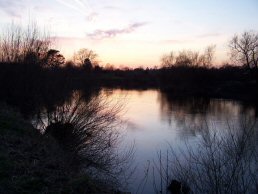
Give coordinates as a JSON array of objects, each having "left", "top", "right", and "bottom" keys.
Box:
[
  {"left": 2, "top": 0, "right": 256, "bottom": 68},
  {"left": 56, "top": 36, "right": 230, "bottom": 68}
]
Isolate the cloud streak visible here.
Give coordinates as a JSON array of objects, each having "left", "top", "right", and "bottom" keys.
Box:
[
  {"left": 55, "top": 0, "right": 84, "bottom": 14},
  {"left": 55, "top": 0, "right": 97, "bottom": 23},
  {"left": 87, "top": 22, "right": 148, "bottom": 40},
  {"left": 54, "top": 0, "right": 91, "bottom": 15}
]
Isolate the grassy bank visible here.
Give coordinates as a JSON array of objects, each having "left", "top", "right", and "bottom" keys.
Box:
[{"left": 0, "top": 105, "right": 115, "bottom": 194}]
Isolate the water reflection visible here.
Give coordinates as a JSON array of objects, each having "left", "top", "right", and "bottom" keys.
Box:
[
  {"left": 29, "top": 88, "right": 257, "bottom": 193},
  {"left": 102, "top": 89, "right": 257, "bottom": 194},
  {"left": 32, "top": 90, "right": 135, "bottom": 191},
  {"left": 158, "top": 91, "right": 257, "bottom": 139},
  {"left": 164, "top": 119, "right": 258, "bottom": 194}
]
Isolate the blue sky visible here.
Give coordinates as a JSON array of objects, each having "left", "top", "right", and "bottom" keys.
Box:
[{"left": 0, "top": 0, "right": 257, "bottom": 67}]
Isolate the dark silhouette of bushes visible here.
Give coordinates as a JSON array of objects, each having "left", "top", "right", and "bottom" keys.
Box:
[
  {"left": 0, "top": 105, "right": 126, "bottom": 193},
  {"left": 159, "top": 65, "right": 257, "bottom": 101},
  {"left": 32, "top": 91, "right": 135, "bottom": 190},
  {"left": 0, "top": 60, "right": 257, "bottom": 115}
]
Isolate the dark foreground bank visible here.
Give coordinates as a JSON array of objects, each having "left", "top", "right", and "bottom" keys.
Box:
[{"left": 0, "top": 106, "right": 121, "bottom": 194}]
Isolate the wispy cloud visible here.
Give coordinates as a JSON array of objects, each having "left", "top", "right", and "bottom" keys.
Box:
[
  {"left": 73, "top": 0, "right": 88, "bottom": 8},
  {"left": 87, "top": 22, "right": 148, "bottom": 40},
  {"left": 54, "top": 0, "right": 91, "bottom": 15},
  {"left": 55, "top": 0, "right": 97, "bottom": 23},
  {"left": 55, "top": 0, "right": 83, "bottom": 14}
]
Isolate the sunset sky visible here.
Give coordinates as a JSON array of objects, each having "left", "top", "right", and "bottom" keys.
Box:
[{"left": 0, "top": 0, "right": 257, "bottom": 67}]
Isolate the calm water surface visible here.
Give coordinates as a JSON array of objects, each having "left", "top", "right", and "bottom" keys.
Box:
[
  {"left": 32, "top": 88, "right": 257, "bottom": 193},
  {"left": 100, "top": 89, "right": 257, "bottom": 194}
]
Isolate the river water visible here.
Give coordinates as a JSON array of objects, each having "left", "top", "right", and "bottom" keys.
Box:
[
  {"left": 99, "top": 89, "right": 257, "bottom": 194},
  {"left": 32, "top": 88, "right": 258, "bottom": 193}
]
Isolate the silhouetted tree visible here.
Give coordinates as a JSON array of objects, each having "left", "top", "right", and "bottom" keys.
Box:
[
  {"left": 93, "top": 64, "right": 103, "bottom": 72},
  {"left": 199, "top": 45, "right": 216, "bottom": 67},
  {"left": 175, "top": 50, "right": 199, "bottom": 67},
  {"left": 73, "top": 48, "right": 98, "bottom": 67},
  {"left": 23, "top": 51, "right": 40, "bottom": 65},
  {"left": 105, "top": 63, "right": 115, "bottom": 71},
  {"left": 45, "top": 49, "right": 65, "bottom": 68},
  {"left": 65, "top": 60, "right": 76, "bottom": 68},
  {"left": 161, "top": 45, "right": 216, "bottom": 68},
  {"left": 83, "top": 58, "right": 93, "bottom": 72},
  {"left": 161, "top": 52, "right": 175, "bottom": 68},
  {"left": 229, "top": 31, "right": 258, "bottom": 69}
]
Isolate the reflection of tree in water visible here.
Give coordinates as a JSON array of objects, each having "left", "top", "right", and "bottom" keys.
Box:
[
  {"left": 165, "top": 120, "right": 258, "bottom": 194},
  {"left": 32, "top": 91, "right": 134, "bottom": 189},
  {"left": 158, "top": 92, "right": 257, "bottom": 138}
]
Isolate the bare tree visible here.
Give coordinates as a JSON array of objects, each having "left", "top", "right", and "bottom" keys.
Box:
[
  {"left": 229, "top": 31, "right": 258, "bottom": 69},
  {"left": 33, "top": 91, "right": 135, "bottom": 188},
  {"left": 160, "top": 45, "right": 216, "bottom": 68},
  {"left": 104, "top": 63, "right": 115, "bottom": 71},
  {"left": 199, "top": 45, "right": 216, "bottom": 67},
  {"left": 0, "top": 24, "right": 23, "bottom": 62},
  {"left": 0, "top": 22, "right": 51, "bottom": 64},
  {"left": 175, "top": 50, "right": 199, "bottom": 67},
  {"left": 161, "top": 52, "right": 175, "bottom": 68},
  {"left": 73, "top": 48, "right": 98, "bottom": 67}
]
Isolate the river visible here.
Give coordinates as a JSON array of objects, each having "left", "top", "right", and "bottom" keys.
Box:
[
  {"left": 100, "top": 89, "right": 257, "bottom": 194},
  {"left": 32, "top": 88, "right": 258, "bottom": 194}
]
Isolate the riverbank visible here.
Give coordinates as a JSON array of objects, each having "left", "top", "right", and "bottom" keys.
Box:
[
  {"left": 0, "top": 105, "right": 117, "bottom": 194},
  {"left": 0, "top": 63, "right": 257, "bottom": 110}
]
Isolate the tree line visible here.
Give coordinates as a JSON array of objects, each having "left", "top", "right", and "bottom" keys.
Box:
[
  {"left": 0, "top": 22, "right": 257, "bottom": 106},
  {"left": 1, "top": 23, "right": 257, "bottom": 71}
]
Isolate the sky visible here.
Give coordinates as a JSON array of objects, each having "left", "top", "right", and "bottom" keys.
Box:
[{"left": 0, "top": 0, "right": 258, "bottom": 67}]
